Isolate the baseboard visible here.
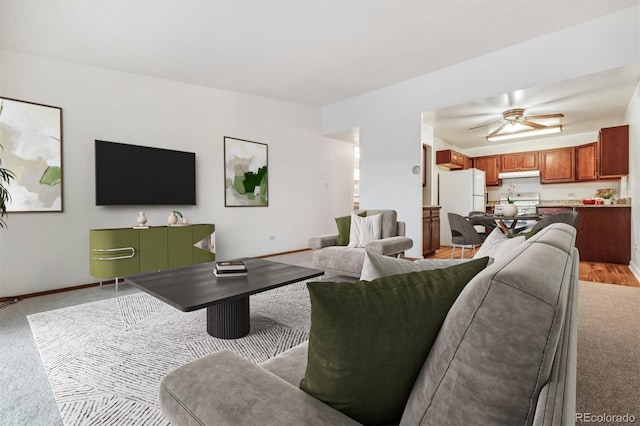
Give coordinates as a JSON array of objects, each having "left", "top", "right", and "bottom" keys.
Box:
[
  {"left": 0, "top": 280, "right": 116, "bottom": 303},
  {"left": 629, "top": 260, "right": 640, "bottom": 283},
  {"left": 255, "top": 248, "right": 311, "bottom": 258}
]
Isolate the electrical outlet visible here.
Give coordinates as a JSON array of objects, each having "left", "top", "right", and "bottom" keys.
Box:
[
  {"left": 269, "top": 235, "right": 276, "bottom": 241},
  {"left": 567, "top": 192, "right": 576, "bottom": 197}
]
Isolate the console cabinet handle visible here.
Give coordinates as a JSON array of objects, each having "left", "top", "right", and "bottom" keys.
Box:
[{"left": 92, "top": 247, "right": 136, "bottom": 261}]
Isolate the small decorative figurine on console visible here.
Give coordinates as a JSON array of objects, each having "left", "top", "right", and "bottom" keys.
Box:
[
  {"left": 168, "top": 210, "right": 182, "bottom": 225},
  {"left": 135, "top": 211, "right": 149, "bottom": 229}
]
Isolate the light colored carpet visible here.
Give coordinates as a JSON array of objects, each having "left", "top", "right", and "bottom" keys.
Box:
[
  {"left": 576, "top": 281, "right": 640, "bottom": 423},
  {"left": 27, "top": 282, "right": 313, "bottom": 426},
  {"left": 17, "top": 250, "right": 640, "bottom": 426}
]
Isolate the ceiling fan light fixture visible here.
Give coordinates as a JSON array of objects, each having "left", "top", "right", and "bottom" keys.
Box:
[{"left": 486, "top": 125, "right": 562, "bottom": 142}]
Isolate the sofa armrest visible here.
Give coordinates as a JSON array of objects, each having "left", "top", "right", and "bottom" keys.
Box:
[
  {"left": 160, "top": 350, "right": 359, "bottom": 426},
  {"left": 309, "top": 234, "right": 339, "bottom": 249},
  {"left": 365, "top": 236, "right": 413, "bottom": 256}
]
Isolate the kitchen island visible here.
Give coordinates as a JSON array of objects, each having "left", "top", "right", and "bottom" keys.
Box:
[{"left": 537, "top": 203, "right": 630, "bottom": 264}]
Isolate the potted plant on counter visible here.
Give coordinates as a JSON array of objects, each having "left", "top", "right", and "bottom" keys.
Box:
[{"left": 596, "top": 189, "right": 616, "bottom": 205}]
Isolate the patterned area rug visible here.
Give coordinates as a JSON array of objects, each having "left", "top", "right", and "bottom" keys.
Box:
[{"left": 28, "top": 282, "right": 312, "bottom": 426}]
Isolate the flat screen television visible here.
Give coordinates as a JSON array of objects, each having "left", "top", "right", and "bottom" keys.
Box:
[{"left": 95, "top": 140, "right": 196, "bottom": 206}]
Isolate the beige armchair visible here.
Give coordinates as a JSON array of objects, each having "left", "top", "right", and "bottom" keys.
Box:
[{"left": 308, "top": 209, "right": 413, "bottom": 278}]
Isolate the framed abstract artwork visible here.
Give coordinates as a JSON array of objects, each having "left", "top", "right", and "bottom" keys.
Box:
[
  {"left": 0, "top": 97, "right": 63, "bottom": 212},
  {"left": 224, "top": 136, "right": 268, "bottom": 207}
]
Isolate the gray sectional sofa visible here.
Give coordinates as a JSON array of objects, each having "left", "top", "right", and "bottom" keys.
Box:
[
  {"left": 308, "top": 209, "right": 413, "bottom": 278},
  {"left": 159, "top": 223, "right": 578, "bottom": 425}
]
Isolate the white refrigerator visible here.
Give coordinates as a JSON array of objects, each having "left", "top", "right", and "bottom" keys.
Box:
[{"left": 438, "top": 168, "right": 486, "bottom": 247}]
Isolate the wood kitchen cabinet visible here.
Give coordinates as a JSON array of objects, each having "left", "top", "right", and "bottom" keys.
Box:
[
  {"left": 575, "top": 142, "right": 598, "bottom": 181},
  {"left": 500, "top": 151, "right": 539, "bottom": 172},
  {"left": 423, "top": 207, "right": 441, "bottom": 256},
  {"left": 473, "top": 155, "right": 500, "bottom": 186},
  {"left": 463, "top": 156, "right": 473, "bottom": 170},
  {"left": 540, "top": 147, "right": 575, "bottom": 183},
  {"left": 537, "top": 206, "right": 574, "bottom": 215},
  {"left": 599, "top": 125, "right": 629, "bottom": 178},
  {"left": 436, "top": 149, "right": 470, "bottom": 170},
  {"left": 575, "top": 207, "right": 630, "bottom": 264}
]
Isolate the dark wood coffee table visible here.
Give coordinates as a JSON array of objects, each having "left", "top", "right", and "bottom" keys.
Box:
[{"left": 124, "top": 258, "right": 324, "bottom": 339}]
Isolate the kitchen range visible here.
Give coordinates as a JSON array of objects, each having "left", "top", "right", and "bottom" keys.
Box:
[{"left": 493, "top": 192, "right": 540, "bottom": 216}]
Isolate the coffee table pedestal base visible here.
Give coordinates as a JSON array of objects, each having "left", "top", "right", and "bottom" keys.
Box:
[{"left": 207, "top": 297, "right": 250, "bottom": 339}]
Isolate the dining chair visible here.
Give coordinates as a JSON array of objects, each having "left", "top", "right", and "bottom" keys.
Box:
[
  {"left": 530, "top": 211, "right": 579, "bottom": 234},
  {"left": 448, "top": 213, "right": 487, "bottom": 259},
  {"left": 467, "top": 211, "right": 499, "bottom": 235}
]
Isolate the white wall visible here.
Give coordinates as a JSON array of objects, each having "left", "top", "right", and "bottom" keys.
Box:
[
  {"left": 322, "top": 6, "right": 639, "bottom": 258},
  {"left": 0, "top": 50, "right": 354, "bottom": 297},
  {"left": 626, "top": 81, "right": 640, "bottom": 278}
]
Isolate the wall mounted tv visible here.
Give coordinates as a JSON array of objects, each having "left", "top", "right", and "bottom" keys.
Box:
[{"left": 95, "top": 140, "right": 196, "bottom": 206}]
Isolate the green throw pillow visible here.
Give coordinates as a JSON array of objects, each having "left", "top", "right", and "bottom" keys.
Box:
[
  {"left": 300, "top": 257, "right": 490, "bottom": 425},
  {"left": 335, "top": 211, "right": 366, "bottom": 246},
  {"left": 507, "top": 227, "right": 541, "bottom": 240}
]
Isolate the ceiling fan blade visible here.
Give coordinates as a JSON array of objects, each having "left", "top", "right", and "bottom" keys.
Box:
[
  {"left": 468, "top": 119, "right": 502, "bottom": 130},
  {"left": 520, "top": 120, "right": 545, "bottom": 129},
  {"left": 523, "top": 113, "right": 564, "bottom": 120},
  {"left": 487, "top": 123, "right": 508, "bottom": 137}
]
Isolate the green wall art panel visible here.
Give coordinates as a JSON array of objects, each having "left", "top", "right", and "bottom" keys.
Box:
[
  {"left": 0, "top": 97, "right": 63, "bottom": 212},
  {"left": 224, "top": 136, "right": 268, "bottom": 207}
]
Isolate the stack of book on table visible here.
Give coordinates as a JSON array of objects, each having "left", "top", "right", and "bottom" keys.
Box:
[{"left": 213, "top": 260, "right": 248, "bottom": 278}]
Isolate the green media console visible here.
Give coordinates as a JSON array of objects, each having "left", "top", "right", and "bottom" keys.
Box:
[{"left": 90, "top": 224, "right": 215, "bottom": 290}]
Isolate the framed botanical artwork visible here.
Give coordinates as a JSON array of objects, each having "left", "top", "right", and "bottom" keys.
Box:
[
  {"left": 224, "top": 136, "right": 268, "bottom": 207},
  {"left": 0, "top": 96, "right": 63, "bottom": 212}
]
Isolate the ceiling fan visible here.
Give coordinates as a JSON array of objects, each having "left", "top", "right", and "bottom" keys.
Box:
[{"left": 469, "top": 108, "right": 564, "bottom": 140}]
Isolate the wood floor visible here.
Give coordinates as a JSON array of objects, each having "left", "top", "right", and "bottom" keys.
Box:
[{"left": 426, "top": 247, "right": 640, "bottom": 287}]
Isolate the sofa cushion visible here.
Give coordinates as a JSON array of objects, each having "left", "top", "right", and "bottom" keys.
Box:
[
  {"left": 473, "top": 226, "right": 525, "bottom": 262},
  {"left": 355, "top": 209, "right": 397, "bottom": 239},
  {"left": 261, "top": 342, "right": 309, "bottom": 387},
  {"left": 360, "top": 251, "right": 475, "bottom": 281},
  {"left": 312, "top": 246, "right": 367, "bottom": 277},
  {"left": 300, "top": 257, "right": 490, "bottom": 425},
  {"left": 348, "top": 213, "right": 382, "bottom": 248},
  {"left": 335, "top": 212, "right": 366, "bottom": 246},
  {"left": 401, "top": 224, "right": 577, "bottom": 426}
]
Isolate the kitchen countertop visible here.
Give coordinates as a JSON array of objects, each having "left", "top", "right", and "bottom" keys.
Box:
[
  {"left": 538, "top": 200, "right": 630, "bottom": 208},
  {"left": 486, "top": 200, "right": 631, "bottom": 208}
]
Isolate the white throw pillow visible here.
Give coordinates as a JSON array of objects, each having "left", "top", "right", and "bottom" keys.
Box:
[
  {"left": 473, "top": 227, "right": 525, "bottom": 263},
  {"left": 348, "top": 213, "right": 382, "bottom": 248},
  {"left": 360, "top": 251, "right": 479, "bottom": 281}
]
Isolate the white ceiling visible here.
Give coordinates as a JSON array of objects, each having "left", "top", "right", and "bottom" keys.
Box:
[
  {"left": 1, "top": 0, "right": 639, "bottom": 148},
  {"left": 423, "top": 64, "right": 640, "bottom": 150}
]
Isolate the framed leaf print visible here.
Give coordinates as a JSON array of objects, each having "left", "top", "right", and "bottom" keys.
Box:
[
  {"left": 224, "top": 136, "right": 268, "bottom": 207},
  {"left": 0, "top": 97, "right": 63, "bottom": 212}
]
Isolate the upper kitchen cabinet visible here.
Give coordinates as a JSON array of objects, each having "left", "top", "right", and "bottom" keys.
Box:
[
  {"left": 463, "top": 156, "right": 473, "bottom": 170},
  {"left": 500, "top": 151, "right": 539, "bottom": 172},
  {"left": 473, "top": 155, "right": 500, "bottom": 186},
  {"left": 436, "top": 149, "right": 470, "bottom": 170},
  {"left": 575, "top": 142, "right": 598, "bottom": 182},
  {"left": 540, "top": 147, "right": 575, "bottom": 183},
  {"left": 598, "top": 125, "right": 629, "bottom": 178}
]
